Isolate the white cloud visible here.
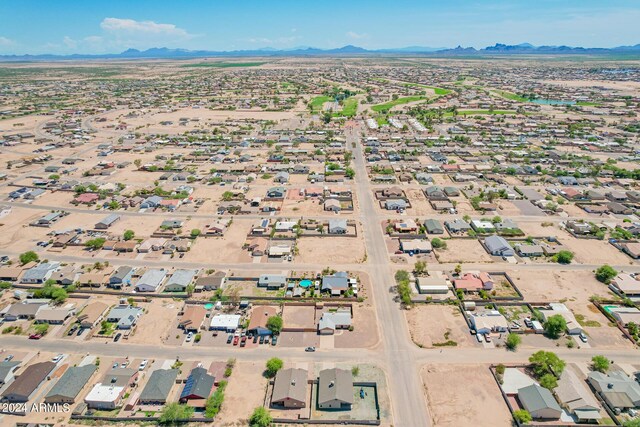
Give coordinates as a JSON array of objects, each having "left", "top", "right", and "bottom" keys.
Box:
[
  {"left": 0, "top": 36, "right": 15, "bottom": 47},
  {"left": 346, "top": 31, "right": 367, "bottom": 40},
  {"left": 63, "top": 36, "right": 77, "bottom": 49},
  {"left": 100, "top": 17, "right": 193, "bottom": 38},
  {"left": 246, "top": 36, "right": 299, "bottom": 45},
  {"left": 84, "top": 35, "right": 103, "bottom": 43}
]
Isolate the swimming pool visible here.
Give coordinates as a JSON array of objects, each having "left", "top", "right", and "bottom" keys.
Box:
[{"left": 299, "top": 279, "right": 312, "bottom": 288}]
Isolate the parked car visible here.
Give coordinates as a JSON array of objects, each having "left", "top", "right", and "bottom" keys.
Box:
[
  {"left": 259, "top": 335, "right": 265, "bottom": 344},
  {"left": 579, "top": 332, "right": 588, "bottom": 343},
  {"left": 186, "top": 332, "right": 194, "bottom": 342},
  {"left": 240, "top": 336, "right": 247, "bottom": 347},
  {"left": 476, "top": 334, "right": 483, "bottom": 343},
  {"left": 305, "top": 346, "right": 316, "bottom": 352},
  {"left": 226, "top": 334, "right": 233, "bottom": 344},
  {"left": 28, "top": 333, "right": 42, "bottom": 340},
  {"left": 114, "top": 333, "right": 122, "bottom": 342},
  {"left": 253, "top": 335, "right": 258, "bottom": 344},
  {"left": 68, "top": 325, "right": 78, "bottom": 336},
  {"left": 233, "top": 336, "right": 239, "bottom": 345},
  {"left": 138, "top": 360, "right": 148, "bottom": 371},
  {"left": 484, "top": 334, "right": 492, "bottom": 343},
  {"left": 112, "top": 362, "right": 119, "bottom": 368},
  {"left": 52, "top": 354, "right": 63, "bottom": 363},
  {"left": 3, "top": 355, "right": 13, "bottom": 362},
  {"left": 271, "top": 335, "right": 278, "bottom": 346},
  {"left": 77, "top": 327, "right": 86, "bottom": 336}
]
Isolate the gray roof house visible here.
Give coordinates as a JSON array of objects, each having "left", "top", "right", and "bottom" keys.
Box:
[
  {"left": 328, "top": 219, "right": 347, "bottom": 234},
  {"left": 179, "top": 367, "right": 214, "bottom": 402},
  {"left": 0, "top": 361, "right": 20, "bottom": 385},
  {"left": 109, "top": 266, "right": 133, "bottom": 288},
  {"left": 445, "top": 219, "right": 471, "bottom": 233},
  {"left": 258, "top": 275, "right": 287, "bottom": 290},
  {"left": 555, "top": 369, "right": 602, "bottom": 423},
  {"left": 45, "top": 364, "right": 97, "bottom": 404},
  {"left": 140, "top": 195, "right": 163, "bottom": 209},
  {"left": 274, "top": 171, "right": 290, "bottom": 183},
  {"left": 424, "top": 219, "right": 444, "bottom": 234},
  {"left": 135, "top": 268, "right": 167, "bottom": 292},
  {"left": 483, "top": 235, "right": 514, "bottom": 257},
  {"left": 271, "top": 368, "right": 307, "bottom": 408},
  {"left": 139, "top": 369, "right": 179, "bottom": 405},
  {"left": 518, "top": 384, "right": 562, "bottom": 420},
  {"left": 385, "top": 199, "right": 407, "bottom": 210},
  {"left": 318, "top": 368, "right": 354, "bottom": 409},
  {"left": 318, "top": 310, "right": 352, "bottom": 334},
  {"left": 21, "top": 262, "right": 59, "bottom": 284},
  {"left": 94, "top": 214, "right": 121, "bottom": 229},
  {"left": 588, "top": 370, "right": 640, "bottom": 410},
  {"left": 106, "top": 305, "right": 143, "bottom": 329},
  {"left": 321, "top": 272, "right": 350, "bottom": 295},
  {"left": 165, "top": 269, "right": 197, "bottom": 292}
]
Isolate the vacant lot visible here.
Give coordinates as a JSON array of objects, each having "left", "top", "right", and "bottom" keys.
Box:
[
  {"left": 405, "top": 305, "right": 472, "bottom": 348},
  {"left": 421, "top": 364, "right": 512, "bottom": 427},
  {"left": 436, "top": 239, "right": 493, "bottom": 263},
  {"left": 295, "top": 236, "right": 366, "bottom": 264},
  {"left": 216, "top": 361, "right": 268, "bottom": 426}
]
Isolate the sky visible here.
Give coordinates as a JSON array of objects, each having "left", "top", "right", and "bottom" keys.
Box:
[{"left": 0, "top": 0, "right": 639, "bottom": 54}]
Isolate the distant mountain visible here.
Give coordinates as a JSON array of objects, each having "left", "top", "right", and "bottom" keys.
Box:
[{"left": 1, "top": 43, "right": 639, "bottom": 61}]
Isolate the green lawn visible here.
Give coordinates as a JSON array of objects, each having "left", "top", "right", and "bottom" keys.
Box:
[
  {"left": 371, "top": 96, "right": 428, "bottom": 113},
  {"left": 309, "top": 95, "right": 334, "bottom": 112},
  {"left": 493, "top": 90, "right": 528, "bottom": 102},
  {"left": 576, "top": 101, "right": 602, "bottom": 107},
  {"left": 182, "top": 62, "right": 267, "bottom": 68},
  {"left": 376, "top": 116, "right": 388, "bottom": 126},
  {"left": 401, "top": 82, "right": 452, "bottom": 95},
  {"left": 333, "top": 97, "right": 358, "bottom": 117}
]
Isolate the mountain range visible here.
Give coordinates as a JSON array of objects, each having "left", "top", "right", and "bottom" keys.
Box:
[{"left": 1, "top": 43, "right": 639, "bottom": 61}]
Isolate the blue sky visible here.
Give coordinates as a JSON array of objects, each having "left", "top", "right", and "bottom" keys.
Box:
[{"left": 1, "top": 0, "right": 639, "bottom": 54}]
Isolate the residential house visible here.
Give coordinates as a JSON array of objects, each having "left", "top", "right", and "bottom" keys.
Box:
[
  {"left": 328, "top": 219, "right": 347, "bottom": 234},
  {"left": 77, "top": 302, "right": 110, "bottom": 329},
  {"left": 318, "top": 309, "right": 352, "bottom": 335},
  {"left": 555, "top": 369, "right": 602, "bottom": 423},
  {"left": 135, "top": 269, "right": 167, "bottom": 292},
  {"left": 483, "top": 235, "right": 514, "bottom": 257},
  {"left": 1, "top": 361, "right": 56, "bottom": 402},
  {"left": 45, "top": 364, "right": 97, "bottom": 404},
  {"left": 468, "top": 311, "right": 509, "bottom": 334},
  {"left": 587, "top": 370, "right": 640, "bottom": 411},
  {"left": 271, "top": 368, "right": 307, "bottom": 408},
  {"left": 424, "top": 219, "right": 444, "bottom": 235},
  {"left": 517, "top": 384, "right": 562, "bottom": 420},
  {"left": 179, "top": 367, "right": 214, "bottom": 403},
  {"left": 321, "top": 272, "right": 350, "bottom": 295},
  {"left": 258, "top": 275, "right": 287, "bottom": 290},
  {"left": 94, "top": 214, "right": 121, "bottom": 229},
  {"left": 317, "top": 368, "right": 353, "bottom": 410},
  {"left": 139, "top": 369, "right": 179, "bottom": 405},
  {"left": 165, "top": 269, "right": 197, "bottom": 292},
  {"left": 106, "top": 305, "right": 143, "bottom": 329}
]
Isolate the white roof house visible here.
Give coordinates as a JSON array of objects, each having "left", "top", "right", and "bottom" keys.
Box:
[
  {"left": 135, "top": 269, "right": 167, "bottom": 292},
  {"left": 209, "top": 314, "right": 241, "bottom": 332},
  {"left": 469, "top": 311, "right": 509, "bottom": 334},
  {"left": 84, "top": 384, "right": 124, "bottom": 409}
]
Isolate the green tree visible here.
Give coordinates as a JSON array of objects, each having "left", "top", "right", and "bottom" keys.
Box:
[
  {"left": 430, "top": 238, "right": 447, "bottom": 249},
  {"left": 34, "top": 323, "right": 49, "bottom": 335},
  {"left": 513, "top": 409, "right": 532, "bottom": 424},
  {"left": 159, "top": 402, "right": 194, "bottom": 424},
  {"left": 505, "top": 333, "right": 521, "bottom": 351},
  {"left": 19, "top": 251, "right": 39, "bottom": 265},
  {"left": 591, "top": 355, "right": 610, "bottom": 373},
  {"left": 543, "top": 314, "right": 567, "bottom": 339},
  {"left": 123, "top": 230, "right": 135, "bottom": 241},
  {"left": 249, "top": 407, "right": 272, "bottom": 427},
  {"left": 529, "top": 350, "right": 566, "bottom": 379},
  {"left": 623, "top": 419, "right": 640, "bottom": 427},
  {"left": 414, "top": 260, "right": 427, "bottom": 275},
  {"left": 190, "top": 228, "right": 201, "bottom": 238},
  {"left": 85, "top": 238, "right": 106, "bottom": 250},
  {"left": 595, "top": 265, "right": 617, "bottom": 284},
  {"left": 266, "top": 316, "right": 283, "bottom": 335},
  {"left": 555, "top": 250, "right": 574, "bottom": 264},
  {"left": 539, "top": 373, "right": 558, "bottom": 389},
  {"left": 204, "top": 380, "right": 227, "bottom": 418},
  {"left": 265, "top": 358, "right": 283, "bottom": 378},
  {"left": 222, "top": 191, "right": 234, "bottom": 201}
]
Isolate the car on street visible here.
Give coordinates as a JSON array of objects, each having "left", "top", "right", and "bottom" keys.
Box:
[
  {"left": 28, "top": 333, "right": 42, "bottom": 340},
  {"left": 305, "top": 346, "right": 316, "bottom": 352},
  {"left": 114, "top": 333, "right": 122, "bottom": 342}
]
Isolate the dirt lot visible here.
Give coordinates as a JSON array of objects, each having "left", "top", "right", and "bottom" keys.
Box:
[
  {"left": 435, "top": 239, "right": 493, "bottom": 263},
  {"left": 421, "top": 364, "right": 512, "bottom": 427},
  {"left": 405, "top": 305, "right": 473, "bottom": 348},
  {"left": 127, "top": 299, "right": 181, "bottom": 345},
  {"left": 282, "top": 304, "right": 317, "bottom": 329},
  {"left": 558, "top": 232, "right": 633, "bottom": 265},
  {"left": 295, "top": 236, "right": 366, "bottom": 264}
]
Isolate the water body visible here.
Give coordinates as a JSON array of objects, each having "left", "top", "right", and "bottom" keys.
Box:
[{"left": 528, "top": 99, "right": 576, "bottom": 106}]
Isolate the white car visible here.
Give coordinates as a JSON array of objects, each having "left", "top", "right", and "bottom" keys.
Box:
[
  {"left": 138, "top": 359, "right": 148, "bottom": 371},
  {"left": 186, "top": 332, "right": 194, "bottom": 342},
  {"left": 52, "top": 354, "right": 63, "bottom": 363}
]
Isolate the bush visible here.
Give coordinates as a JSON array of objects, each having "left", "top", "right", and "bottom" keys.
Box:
[
  {"left": 249, "top": 407, "right": 272, "bottom": 427},
  {"left": 591, "top": 355, "right": 610, "bottom": 373},
  {"left": 205, "top": 380, "right": 227, "bottom": 418},
  {"left": 123, "top": 230, "right": 135, "bottom": 241},
  {"left": 431, "top": 238, "right": 447, "bottom": 249},
  {"left": 190, "top": 228, "right": 201, "bottom": 238},
  {"left": 85, "top": 238, "right": 106, "bottom": 250},
  {"left": 513, "top": 409, "right": 532, "bottom": 424},
  {"left": 539, "top": 373, "right": 558, "bottom": 389},
  {"left": 265, "top": 358, "right": 283, "bottom": 378},
  {"left": 19, "top": 251, "right": 39, "bottom": 265},
  {"left": 159, "top": 403, "right": 194, "bottom": 424},
  {"left": 505, "top": 333, "right": 521, "bottom": 351},
  {"left": 554, "top": 250, "right": 574, "bottom": 264},
  {"left": 495, "top": 364, "right": 506, "bottom": 375},
  {"left": 595, "top": 265, "right": 617, "bottom": 284},
  {"left": 529, "top": 350, "right": 565, "bottom": 379}
]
